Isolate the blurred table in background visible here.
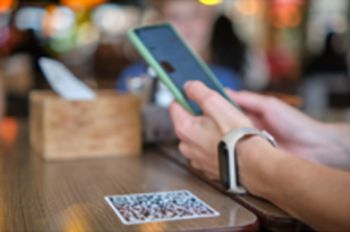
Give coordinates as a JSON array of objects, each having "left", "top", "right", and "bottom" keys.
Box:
[{"left": 0, "top": 121, "right": 258, "bottom": 232}]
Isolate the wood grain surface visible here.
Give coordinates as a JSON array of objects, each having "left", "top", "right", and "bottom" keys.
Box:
[
  {"left": 30, "top": 91, "right": 141, "bottom": 160},
  {"left": 157, "top": 145, "right": 313, "bottom": 232},
  {"left": 0, "top": 124, "right": 258, "bottom": 232}
]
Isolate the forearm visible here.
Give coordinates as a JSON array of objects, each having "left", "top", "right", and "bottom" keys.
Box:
[
  {"left": 238, "top": 137, "right": 350, "bottom": 230},
  {"left": 317, "top": 123, "right": 350, "bottom": 169}
]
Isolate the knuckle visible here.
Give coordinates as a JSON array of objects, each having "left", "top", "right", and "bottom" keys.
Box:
[
  {"left": 179, "top": 143, "right": 195, "bottom": 161},
  {"left": 174, "top": 118, "right": 193, "bottom": 140},
  {"left": 201, "top": 91, "right": 220, "bottom": 108},
  {"left": 174, "top": 126, "right": 185, "bottom": 140},
  {"left": 190, "top": 161, "right": 200, "bottom": 170},
  {"left": 178, "top": 143, "right": 188, "bottom": 155}
]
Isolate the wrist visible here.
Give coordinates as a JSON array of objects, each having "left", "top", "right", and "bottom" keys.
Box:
[
  {"left": 236, "top": 136, "right": 280, "bottom": 197},
  {"left": 218, "top": 128, "right": 278, "bottom": 194}
]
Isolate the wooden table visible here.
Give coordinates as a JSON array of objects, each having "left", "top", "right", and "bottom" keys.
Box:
[
  {"left": 158, "top": 145, "right": 312, "bottom": 232},
  {"left": 0, "top": 124, "right": 258, "bottom": 232}
]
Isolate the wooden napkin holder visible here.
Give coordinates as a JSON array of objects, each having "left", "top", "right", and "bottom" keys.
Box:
[{"left": 30, "top": 90, "right": 141, "bottom": 161}]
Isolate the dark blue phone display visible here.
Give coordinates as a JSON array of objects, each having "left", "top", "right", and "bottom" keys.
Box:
[{"left": 135, "top": 25, "right": 226, "bottom": 114}]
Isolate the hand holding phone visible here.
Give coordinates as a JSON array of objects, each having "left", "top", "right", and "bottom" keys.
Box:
[{"left": 128, "top": 23, "right": 240, "bottom": 114}]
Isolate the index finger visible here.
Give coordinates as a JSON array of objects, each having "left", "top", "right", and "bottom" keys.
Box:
[
  {"left": 184, "top": 81, "right": 244, "bottom": 133},
  {"left": 226, "top": 89, "right": 272, "bottom": 115}
]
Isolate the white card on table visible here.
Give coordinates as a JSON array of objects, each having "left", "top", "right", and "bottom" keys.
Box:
[{"left": 105, "top": 190, "right": 220, "bottom": 225}]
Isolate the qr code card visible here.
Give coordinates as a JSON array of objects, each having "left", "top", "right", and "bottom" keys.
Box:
[{"left": 105, "top": 190, "right": 220, "bottom": 225}]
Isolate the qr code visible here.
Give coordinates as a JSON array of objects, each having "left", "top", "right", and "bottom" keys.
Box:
[{"left": 105, "top": 190, "right": 220, "bottom": 225}]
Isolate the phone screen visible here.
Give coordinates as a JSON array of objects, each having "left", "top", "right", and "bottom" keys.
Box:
[{"left": 134, "top": 25, "right": 228, "bottom": 114}]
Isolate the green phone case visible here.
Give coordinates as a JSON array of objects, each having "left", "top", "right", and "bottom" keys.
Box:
[{"left": 128, "top": 22, "right": 239, "bottom": 114}]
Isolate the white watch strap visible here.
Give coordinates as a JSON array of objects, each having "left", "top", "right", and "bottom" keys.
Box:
[{"left": 221, "top": 127, "right": 277, "bottom": 194}]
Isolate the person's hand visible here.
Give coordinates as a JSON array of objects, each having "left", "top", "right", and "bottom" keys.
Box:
[
  {"left": 169, "top": 81, "right": 253, "bottom": 180},
  {"left": 170, "top": 80, "right": 350, "bottom": 179},
  {"left": 226, "top": 90, "right": 350, "bottom": 169}
]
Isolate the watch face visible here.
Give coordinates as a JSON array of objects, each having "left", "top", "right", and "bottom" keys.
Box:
[{"left": 218, "top": 141, "right": 230, "bottom": 189}]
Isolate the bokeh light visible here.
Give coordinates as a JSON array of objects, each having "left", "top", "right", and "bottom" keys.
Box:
[
  {"left": 15, "top": 7, "right": 46, "bottom": 32},
  {"left": 270, "top": 0, "right": 304, "bottom": 29},
  {"left": 0, "top": 0, "right": 14, "bottom": 13},
  {"left": 199, "top": 0, "right": 223, "bottom": 6},
  {"left": 92, "top": 4, "right": 139, "bottom": 36},
  {"left": 235, "top": 0, "right": 260, "bottom": 16},
  {"left": 43, "top": 6, "right": 76, "bottom": 38},
  {"left": 0, "top": 117, "right": 18, "bottom": 147},
  {"left": 61, "top": 0, "right": 106, "bottom": 10}
]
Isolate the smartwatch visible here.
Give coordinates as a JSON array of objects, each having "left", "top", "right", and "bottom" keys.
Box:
[{"left": 218, "top": 127, "right": 277, "bottom": 194}]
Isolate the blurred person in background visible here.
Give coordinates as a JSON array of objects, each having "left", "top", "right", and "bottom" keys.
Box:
[
  {"left": 117, "top": 0, "right": 243, "bottom": 104},
  {"left": 301, "top": 31, "right": 349, "bottom": 114},
  {"left": 0, "top": 14, "right": 50, "bottom": 117},
  {"left": 4, "top": 16, "right": 49, "bottom": 89},
  {"left": 305, "top": 32, "right": 347, "bottom": 76},
  {"left": 210, "top": 14, "right": 270, "bottom": 91},
  {"left": 210, "top": 14, "right": 246, "bottom": 78}
]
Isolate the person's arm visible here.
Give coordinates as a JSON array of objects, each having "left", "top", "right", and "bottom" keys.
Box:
[
  {"left": 237, "top": 136, "right": 350, "bottom": 230},
  {"left": 169, "top": 81, "right": 350, "bottom": 230},
  {"left": 227, "top": 90, "right": 350, "bottom": 170}
]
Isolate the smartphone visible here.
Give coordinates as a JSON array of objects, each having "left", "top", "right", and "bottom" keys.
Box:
[{"left": 128, "top": 23, "right": 239, "bottom": 114}]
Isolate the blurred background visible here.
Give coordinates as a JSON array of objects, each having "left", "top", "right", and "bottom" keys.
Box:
[{"left": 0, "top": 0, "right": 349, "bottom": 122}]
